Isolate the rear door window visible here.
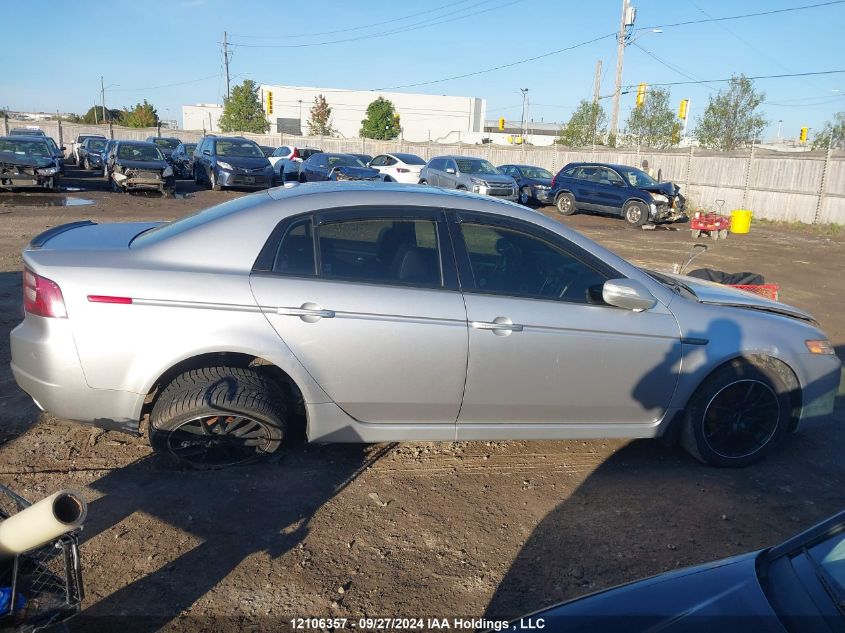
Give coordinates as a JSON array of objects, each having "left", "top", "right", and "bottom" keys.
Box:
[{"left": 272, "top": 218, "right": 315, "bottom": 275}]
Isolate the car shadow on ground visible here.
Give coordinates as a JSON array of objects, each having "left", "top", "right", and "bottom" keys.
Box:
[
  {"left": 74, "top": 443, "right": 391, "bottom": 631},
  {"left": 485, "top": 386, "right": 845, "bottom": 622}
]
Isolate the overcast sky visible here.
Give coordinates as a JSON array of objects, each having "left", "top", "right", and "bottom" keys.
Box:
[{"left": 2, "top": 0, "right": 843, "bottom": 139}]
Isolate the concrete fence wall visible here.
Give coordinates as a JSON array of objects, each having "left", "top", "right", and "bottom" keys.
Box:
[{"left": 7, "top": 118, "right": 844, "bottom": 224}]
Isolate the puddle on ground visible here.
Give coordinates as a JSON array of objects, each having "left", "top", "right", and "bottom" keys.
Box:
[{"left": 0, "top": 195, "right": 95, "bottom": 208}]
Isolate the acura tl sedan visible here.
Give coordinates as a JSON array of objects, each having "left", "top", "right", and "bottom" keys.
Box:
[{"left": 10, "top": 183, "right": 840, "bottom": 467}]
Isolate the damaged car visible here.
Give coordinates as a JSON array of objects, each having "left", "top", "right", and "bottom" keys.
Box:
[
  {"left": 145, "top": 136, "right": 182, "bottom": 163},
  {"left": 550, "top": 162, "right": 687, "bottom": 227},
  {"left": 0, "top": 136, "right": 62, "bottom": 192},
  {"left": 106, "top": 141, "right": 175, "bottom": 196}
]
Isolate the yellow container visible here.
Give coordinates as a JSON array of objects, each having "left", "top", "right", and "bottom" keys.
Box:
[{"left": 730, "top": 209, "right": 753, "bottom": 234}]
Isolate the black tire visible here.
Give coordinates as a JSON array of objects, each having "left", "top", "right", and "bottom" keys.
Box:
[
  {"left": 210, "top": 168, "right": 222, "bottom": 191},
  {"left": 110, "top": 177, "right": 123, "bottom": 194},
  {"left": 150, "top": 366, "right": 286, "bottom": 468},
  {"left": 419, "top": 179, "right": 427, "bottom": 185},
  {"left": 555, "top": 191, "right": 577, "bottom": 216},
  {"left": 456, "top": 185, "right": 467, "bottom": 191},
  {"left": 82, "top": 157, "right": 90, "bottom": 171},
  {"left": 519, "top": 187, "right": 532, "bottom": 206},
  {"left": 299, "top": 173, "right": 307, "bottom": 183},
  {"left": 680, "top": 360, "right": 790, "bottom": 468},
  {"left": 623, "top": 200, "right": 648, "bottom": 227}
]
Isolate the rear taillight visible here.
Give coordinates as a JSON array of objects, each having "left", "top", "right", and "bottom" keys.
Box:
[
  {"left": 291, "top": 147, "right": 300, "bottom": 160},
  {"left": 551, "top": 171, "right": 559, "bottom": 188},
  {"left": 23, "top": 268, "right": 67, "bottom": 318},
  {"left": 396, "top": 168, "right": 410, "bottom": 173}
]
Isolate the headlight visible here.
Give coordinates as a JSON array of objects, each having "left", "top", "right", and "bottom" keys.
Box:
[
  {"left": 162, "top": 166, "right": 173, "bottom": 177},
  {"left": 470, "top": 177, "right": 486, "bottom": 186},
  {"left": 651, "top": 194, "right": 669, "bottom": 203},
  {"left": 806, "top": 339, "right": 835, "bottom": 355},
  {"left": 217, "top": 161, "right": 233, "bottom": 171},
  {"left": 534, "top": 184, "right": 550, "bottom": 191},
  {"left": 113, "top": 172, "right": 128, "bottom": 182},
  {"left": 37, "top": 167, "right": 59, "bottom": 176}
]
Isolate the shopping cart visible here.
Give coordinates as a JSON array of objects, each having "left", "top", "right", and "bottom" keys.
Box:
[{"left": 0, "top": 485, "right": 83, "bottom": 633}]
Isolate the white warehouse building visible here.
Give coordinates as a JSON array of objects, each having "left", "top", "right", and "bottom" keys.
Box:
[
  {"left": 182, "top": 103, "right": 224, "bottom": 132},
  {"left": 256, "top": 84, "right": 486, "bottom": 143}
]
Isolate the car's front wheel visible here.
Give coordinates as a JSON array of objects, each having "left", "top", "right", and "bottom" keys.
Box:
[
  {"left": 680, "top": 360, "right": 791, "bottom": 468},
  {"left": 519, "top": 187, "right": 532, "bottom": 206},
  {"left": 623, "top": 201, "right": 648, "bottom": 227},
  {"left": 150, "top": 366, "right": 286, "bottom": 468},
  {"left": 209, "top": 168, "right": 222, "bottom": 191}
]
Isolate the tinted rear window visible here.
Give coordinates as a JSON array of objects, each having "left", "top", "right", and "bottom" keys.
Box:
[{"left": 393, "top": 153, "right": 426, "bottom": 165}]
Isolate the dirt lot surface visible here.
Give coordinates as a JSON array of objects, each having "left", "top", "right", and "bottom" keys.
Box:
[{"left": 1, "top": 168, "right": 843, "bottom": 632}]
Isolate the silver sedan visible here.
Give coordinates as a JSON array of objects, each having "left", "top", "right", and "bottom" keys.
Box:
[{"left": 10, "top": 182, "right": 841, "bottom": 467}]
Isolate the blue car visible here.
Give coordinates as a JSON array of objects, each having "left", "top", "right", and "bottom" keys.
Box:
[
  {"left": 506, "top": 508, "right": 845, "bottom": 632},
  {"left": 299, "top": 152, "right": 380, "bottom": 182},
  {"left": 499, "top": 164, "right": 554, "bottom": 206},
  {"left": 193, "top": 136, "right": 274, "bottom": 191},
  {"left": 550, "top": 162, "right": 686, "bottom": 227}
]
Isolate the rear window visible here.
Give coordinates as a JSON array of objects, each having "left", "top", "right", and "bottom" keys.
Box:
[
  {"left": 393, "top": 153, "right": 426, "bottom": 165},
  {"left": 131, "top": 194, "right": 269, "bottom": 248},
  {"left": 153, "top": 138, "right": 180, "bottom": 150}
]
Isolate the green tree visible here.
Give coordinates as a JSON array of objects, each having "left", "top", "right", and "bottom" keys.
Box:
[
  {"left": 812, "top": 112, "right": 845, "bottom": 149},
  {"left": 360, "top": 97, "right": 401, "bottom": 140},
  {"left": 625, "top": 87, "right": 677, "bottom": 148},
  {"left": 307, "top": 94, "right": 335, "bottom": 136},
  {"left": 694, "top": 75, "right": 767, "bottom": 150},
  {"left": 121, "top": 100, "right": 158, "bottom": 128},
  {"left": 81, "top": 105, "right": 122, "bottom": 124},
  {"left": 557, "top": 100, "right": 606, "bottom": 147},
  {"left": 218, "top": 80, "right": 269, "bottom": 134}
]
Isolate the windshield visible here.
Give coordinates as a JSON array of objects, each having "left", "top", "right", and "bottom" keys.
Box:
[
  {"left": 520, "top": 166, "right": 553, "bottom": 179},
  {"left": 216, "top": 140, "right": 264, "bottom": 158},
  {"left": 328, "top": 155, "right": 366, "bottom": 168},
  {"left": 456, "top": 158, "right": 499, "bottom": 174},
  {"left": 0, "top": 139, "right": 51, "bottom": 157},
  {"left": 620, "top": 167, "right": 658, "bottom": 187},
  {"left": 393, "top": 153, "right": 426, "bottom": 165},
  {"left": 88, "top": 139, "right": 107, "bottom": 151},
  {"left": 808, "top": 532, "right": 845, "bottom": 601},
  {"left": 153, "top": 138, "right": 180, "bottom": 150},
  {"left": 117, "top": 144, "right": 164, "bottom": 161},
  {"left": 184, "top": 144, "right": 197, "bottom": 153}
]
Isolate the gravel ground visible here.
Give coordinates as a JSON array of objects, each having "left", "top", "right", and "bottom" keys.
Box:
[{"left": 0, "top": 168, "right": 843, "bottom": 632}]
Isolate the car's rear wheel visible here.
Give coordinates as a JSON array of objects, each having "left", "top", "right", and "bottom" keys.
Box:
[
  {"left": 150, "top": 366, "right": 286, "bottom": 468},
  {"left": 623, "top": 201, "right": 648, "bottom": 227},
  {"left": 419, "top": 179, "right": 427, "bottom": 185},
  {"left": 680, "top": 360, "right": 790, "bottom": 468},
  {"left": 555, "top": 192, "right": 576, "bottom": 216}
]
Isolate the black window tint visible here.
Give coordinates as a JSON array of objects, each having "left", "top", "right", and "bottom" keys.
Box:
[
  {"left": 318, "top": 219, "right": 441, "bottom": 288},
  {"left": 428, "top": 158, "right": 443, "bottom": 170},
  {"left": 383, "top": 156, "right": 397, "bottom": 166},
  {"left": 273, "top": 219, "right": 315, "bottom": 275},
  {"left": 370, "top": 155, "right": 385, "bottom": 167},
  {"left": 459, "top": 223, "right": 607, "bottom": 304}
]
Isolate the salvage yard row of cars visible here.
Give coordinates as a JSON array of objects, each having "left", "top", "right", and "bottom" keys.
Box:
[{"left": 1, "top": 128, "right": 688, "bottom": 226}]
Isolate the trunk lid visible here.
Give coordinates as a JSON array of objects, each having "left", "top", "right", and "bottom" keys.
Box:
[{"left": 29, "top": 221, "right": 163, "bottom": 251}]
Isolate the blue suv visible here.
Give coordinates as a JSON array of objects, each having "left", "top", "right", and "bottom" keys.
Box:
[
  {"left": 193, "top": 136, "right": 274, "bottom": 191},
  {"left": 550, "top": 162, "right": 686, "bottom": 227}
]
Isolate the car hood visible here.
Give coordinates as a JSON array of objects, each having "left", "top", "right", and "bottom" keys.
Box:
[
  {"left": 666, "top": 272, "right": 815, "bottom": 323},
  {"left": 639, "top": 181, "right": 679, "bottom": 197},
  {"left": 0, "top": 151, "right": 55, "bottom": 169},
  {"left": 333, "top": 166, "right": 380, "bottom": 178},
  {"left": 517, "top": 552, "right": 782, "bottom": 633},
  {"left": 479, "top": 175, "right": 516, "bottom": 186},
  {"left": 217, "top": 156, "right": 271, "bottom": 169},
  {"left": 115, "top": 158, "right": 169, "bottom": 171}
]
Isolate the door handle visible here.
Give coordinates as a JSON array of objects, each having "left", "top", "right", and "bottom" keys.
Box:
[
  {"left": 470, "top": 318, "right": 523, "bottom": 335},
  {"left": 277, "top": 302, "right": 335, "bottom": 323}
]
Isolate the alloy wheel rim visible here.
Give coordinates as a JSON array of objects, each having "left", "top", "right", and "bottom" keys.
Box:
[
  {"left": 627, "top": 206, "right": 642, "bottom": 223},
  {"left": 701, "top": 379, "right": 780, "bottom": 459},
  {"left": 166, "top": 414, "right": 273, "bottom": 466},
  {"left": 559, "top": 196, "right": 571, "bottom": 212}
]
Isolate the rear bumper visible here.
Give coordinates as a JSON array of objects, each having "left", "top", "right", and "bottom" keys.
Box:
[{"left": 10, "top": 317, "right": 143, "bottom": 434}]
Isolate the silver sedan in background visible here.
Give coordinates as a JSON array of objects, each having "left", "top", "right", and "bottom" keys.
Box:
[{"left": 9, "top": 183, "right": 841, "bottom": 467}]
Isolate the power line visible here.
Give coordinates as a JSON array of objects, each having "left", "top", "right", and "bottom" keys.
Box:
[
  {"left": 626, "top": 69, "right": 845, "bottom": 89},
  {"left": 229, "top": 0, "right": 476, "bottom": 39},
  {"left": 376, "top": 32, "right": 617, "bottom": 91},
  {"left": 637, "top": 0, "right": 845, "bottom": 31},
  {"left": 110, "top": 74, "right": 220, "bottom": 92},
  {"left": 229, "top": 0, "right": 516, "bottom": 49},
  {"left": 632, "top": 43, "right": 718, "bottom": 91}
]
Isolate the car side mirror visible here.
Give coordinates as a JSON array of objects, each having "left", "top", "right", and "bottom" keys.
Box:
[
  {"left": 59, "top": 146, "right": 66, "bottom": 151},
  {"left": 445, "top": 167, "right": 456, "bottom": 174},
  {"left": 602, "top": 279, "right": 656, "bottom": 312}
]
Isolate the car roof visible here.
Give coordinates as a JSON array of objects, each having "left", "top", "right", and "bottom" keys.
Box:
[
  {"left": 0, "top": 135, "right": 48, "bottom": 143},
  {"left": 432, "top": 155, "right": 487, "bottom": 160},
  {"left": 501, "top": 164, "right": 548, "bottom": 169},
  {"left": 564, "top": 162, "right": 639, "bottom": 171},
  {"left": 116, "top": 140, "right": 158, "bottom": 147}
]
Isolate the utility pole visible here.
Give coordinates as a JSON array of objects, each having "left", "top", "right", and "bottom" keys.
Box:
[
  {"left": 592, "top": 60, "right": 603, "bottom": 106},
  {"left": 520, "top": 88, "right": 529, "bottom": 142},
  {"left": 610, "top": 0, "right": 633, "bottom": 144},
  {"left": 223, "top": 31, "right": 231, "bottom": 99},
  {"left": 100, "top": 76, "right": 107, "bottom": 124}
]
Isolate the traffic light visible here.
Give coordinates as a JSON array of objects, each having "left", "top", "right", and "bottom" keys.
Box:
[
  {"left": 678, "top": 99, "right": 689, "bottom": 120},
  {"left": 498, "top": 117, "right": 505, "bottom": 131},
  {"left": 266, "top": 91, "right": 273, "bottom": 115},
  {"left": 799, "top": 127, "right": 808, "bottom": 143},
  {"left": 636, "top": 83, "right": 647, "bottom": 108}
]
